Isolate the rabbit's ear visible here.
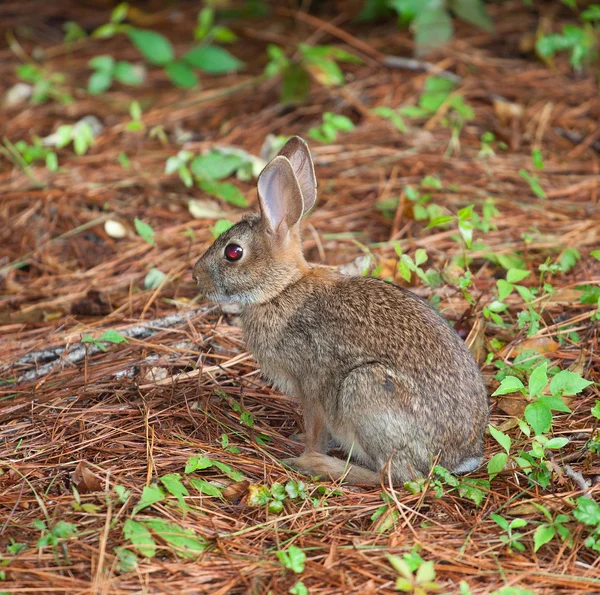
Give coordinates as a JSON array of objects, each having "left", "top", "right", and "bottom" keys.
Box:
[
  {"left": 258, "top": 155, "right": 304, "bottom": 238},
  {"left": 277, "top": 136, "right": 317, "bottom": 214}
]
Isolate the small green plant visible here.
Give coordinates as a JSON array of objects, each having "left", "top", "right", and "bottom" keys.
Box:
[
  {"left": 308, "top": 112, "right": 355, "bottom": 143},
  {"left": 573, "top": 496, "right": 600, "bottom": 552},
  {"left": 34, "top": 519, "right": 77, "bottom": 549},
  {"left": 194, "top": 7, "right": 237, "bottom": 43},
  {"left": 134, "top": 218, "right": 155, "bottom": 246},
  {"left": 405, "top": 466, "right": 489, "bottom": 507},
  {"left": 88, "top": 2, "right": 243, "bottom": 89},
  {"left": 532, "top": 503, "right": 572, "bottom": 552},
  {"left": 386, "top": 551, "right": 441, "bottom": 594},
  {"left": 371, "top": 106, "right": 406, "bottom": 132},
  {"left": 493, "top": 361, "right": 591, "bottom": 435},
  {"left": 276, "top": 544, "right": 306, "bottom": 573},
  {"left": 589, "top": 401, "right": 600, "bottom": 454},
  {"left": 519, "top": 169, "right": 546, "bottom": 199},
  {"left": 487, "top": 425, "right": 511, "bottom": 480},
  {"left": 393, "top": 245, "right": 441, "bottom": 288},
  {"left": 247, "top": 480, "right": 308, "bottom": 514},
  {"left": 82, "top": 329, "right": 129, "bottom": 352},
  {"left": 265, "top": 44, "right": 361, "bottom": 103},
  {"left": 52, "top": 122, "right": 95, "bottom": 156},
  {"left": 427, "top": 204, "right": 476, "bottom": 249},
  {"left": 127, "top": 101, "right": 145, "bottom": 132},
  {"left": 536, "top": 24, "right": 597, "bottom": 71},
  {"left": 5, "top": 138, "right": 58, "bottom": 172},
  {"left": 491, "top": 514, "right": 528, "bottom": 552},
  {"left": 15, "top": 64, "right": 72, "bottom": 104},
  {"left": 88, "top": 55, "right": 144, "bottom": 94}
]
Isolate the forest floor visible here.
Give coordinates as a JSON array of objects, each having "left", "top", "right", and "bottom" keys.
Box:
[{"left": 1, "top": 1, "right": 599, "bottom": 594}]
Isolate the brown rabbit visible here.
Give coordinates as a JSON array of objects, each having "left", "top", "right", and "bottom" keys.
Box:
[{"left": 193, "top": 137, "right": 489, "bottom": 485}]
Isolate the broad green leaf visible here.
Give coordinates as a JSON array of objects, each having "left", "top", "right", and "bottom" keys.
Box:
[
  {"left": 491, "top": 513, "right": 509, "bottom": 531},
  {"left": 132, "top": 484, "right": 165, "bottom": 515},
  {"left": 142, "top": 519, "right": 209, "bottom": 558},
  {"left": 497, "top": 279, "right": 513, "bottom": 302},
  {"left": 189, "top": 478, "right": 223, "bottom": 498},
  {"left": 549, "top": 370, "right": 593, "bottom": 396},
  {"left": 165, "top": 61, "right": 198, "bottom": 89},
  {"left": 534, "top": 524, "right": 555, "bottom": 552},
  {"left": 290, "top": 581, "right": 309, "bottom": 595},
  {"left": 100, "top": 329, "right": 128, "bottom": 344},
  {"left": 487, "top": 452, "right": 507, "bottom": 479},
  {"left": 115, "top": 547, "right": 137, "bottom": 572},
  {"left": 591, "top": 250, "right": 600, "bottom": 261},
  {"left": 415, "top": 248, "right": 427, "bottom": 266},
  {"left": 528, "top": 361, "right": 548, "bottom": 398},
  {"left": 281, "top": 63, "right": 311, "bottom": 103},
  {"left": 212, "top": 460, "right": 244, "bottom": 482},
  {"left": 426, "top": 215, "right": 454, "bottom": 228},
  {"left": 191, "top": 151, "right": 244, "bottom": 180},
  {"left": 324, "top": 112, "right": 355, "bottom": 131},
  {"left": 210, "top": 219, "right": 235, "bottom": 238},
  {"left": 114, "top": 61, "right": 144, "bottom": 85},
  {"left": 492, "top": 376, "right": 525, "bottom": 396},
  {"left": 544, "top": 437, "right": 568, "bottom": 449},
  {"left": 160, "top": 473, "right": 189, "bottom": 509},
  {"left": 573, "top": 497, "right": 600, "bottom": 526},
  {"left": 123, "top": 519, "right": 156, "bottom": 557},
  {"left": 89, "top": 55, "right": 115, "bottom": 72},
  {"left": 415, "top": 560, "right": 436, "bottom": 582},
  {"left": 184, "top": 455, "right": 214, "bottom": 473},
  {"left": 198, "top": 179, "right": 248, "bottom": 207},
  {"left": 127, "top": 28, "right": 174, "bottom": 65},
  {"left": 524, "top": 400, "right": 552, "bottom": 435},
  {"left": 88, "top": 70, "right": 113, "bottom": 95},
  {"left": 372, "top": 106, "right": 406, "bottom": 132},
  {"left": 276, "top": 545, "right": 306, "bottom": 573},
  {"left": 134, "top": 217, "right": 155, "bottom": 246},
  {"left": 46, "top": 152, "right": 58, "bottom": 172},
  {"left": 591, "top": 400, "right": 600, "bottom": 420},
  {"left": 488, "top": 425, "right": 511, "bottom": 454},
  {"left": 183, "top": 45, "right": 243, "bottom": 74},
  {"left": 144, "top": 267, "right": 167, "bottom": 289},
  {"left": 451, "top": 0, "right": 494, "bottom": 32},
  {"left": 506, "top": 268, "right": 531, "bottom": 283},
  {"left": 81, "top": 334, "right": 107, "bottom": 352},
  {"left": 510, "top": 518, "right": 528, "bottom": 529},
  {"left": 414, "top": 7, "right": 453, "bottom": 52},
  {"left": 56, "top": 125, "right": 73, "bottom": 149},
  {"left": 110, "top": 2, "right": 128, "bottom": 24},
  {"left": 537, "top": 395, "right": 571, "bottom": 413}
]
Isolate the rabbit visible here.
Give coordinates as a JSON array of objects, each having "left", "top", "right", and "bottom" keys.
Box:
[{"left": 192, "top": 136, "right": 489, "bottom": 485}]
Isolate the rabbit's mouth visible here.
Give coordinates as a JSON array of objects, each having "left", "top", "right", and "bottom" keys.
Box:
[{"left": 205, "top": 289, "right": 261, "bottom": 306}]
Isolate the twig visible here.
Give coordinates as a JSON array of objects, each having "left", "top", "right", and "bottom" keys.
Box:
[
  {"left": 11, "top": 306, "right": 213, "bottom": 383},
  {"left": 564, "top": 465, "right": 593, "bottom": 497}
]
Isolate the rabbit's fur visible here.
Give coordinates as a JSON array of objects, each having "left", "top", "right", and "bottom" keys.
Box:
[{"left": 193, "top": 137, "right": 489, "bottom": 485}]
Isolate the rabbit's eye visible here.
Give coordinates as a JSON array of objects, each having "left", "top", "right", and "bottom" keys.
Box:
[{"left": 224, "top": 243, "right": 243, "bottom": 262}]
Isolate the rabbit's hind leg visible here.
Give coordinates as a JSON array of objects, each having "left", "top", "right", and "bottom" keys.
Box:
[
  {"left": 283, "top": 452, "right": 381, "bottom": 485},
  {"left": 334, "top": 363, "right": 429, "bottom": 483}
]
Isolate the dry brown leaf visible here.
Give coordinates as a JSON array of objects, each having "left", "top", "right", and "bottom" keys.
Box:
[
  {"left": 72, "top": 461, "right": 102, "bottom": 493},
  {"left": 223, "top": 480, "right": 250, "bottom": 503},
  {"left": 496, "top": 396, "right": 527, "bottom": 417},
  {"left": 499, "top": 337, "right": 559, "bottom": 358}
]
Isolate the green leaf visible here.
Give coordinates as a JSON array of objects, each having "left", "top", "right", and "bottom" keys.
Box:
[
  {"left": 123, "top": 519, "right": 157, "bottom": 557},
  {"left": 591, "top": 400, "right": 600, "bottom": 420},
  {"left": 497, "top": 279, "right": 513, "bottom": 302},
  {"left": 81, "top": 334, "right": 107, "bottom": 352},
  {"left": 372, "top": 106, "right": 406, "bottom": 132},
  {"left": 191, "top": 151, "right": 244, "bottom": 180},
  {"left": 111, "top": 2, "right": 128, "bottom": 24},
  {"left": 591, "top": 250, "right": 600, "bottom": 261},
  {"left": 198, "top": 179, "right": 248, "bottom": 207},
  {"left": 93, "top": 23, "right": 118, "bottom": 39},
  {"left": 324, "top": 112, "right": 355, "bottom": 131},
  {"left": 165, "top": 61, "right": 199, "bottom": 88},
  {"left": 414, "top": 6, "right": 453, "bottom": 52},
  {"left": 537, "top": 395, "right": 571, "bottom": 413},
  {"left": 160, "top": 473, "right": 189, "bottom": 509},
  {"left": 414, "top": 249, "right": 427, "bottom": 266},
  {"left": 144, "top": 267, "right": 167, "bottom": 289},
  {"left": 114, "top": 61, "right": 144, "bottom": 85},
  {"left": 134, "top": 217, "right": 155, "bottom": 246},
  {"left": 63, "top": 21, "right": 87, "bottom": 43},
  {"left": 549, "top": 370, "right": 593, "bottom": 397},
  {"left": 277, "top": 545, "right": 306, "bottom": 573},
  {"left": 130, "top": 100, "right": 142, "bottom": 122},
  {"left": 73, "top": 122, "right": 94, "bottom": 156},
  {"left": 573, "top": 497, "right": 600, "bottom": 526},
  {"left": 426, "top": 215, "right": 454, "bottom": 228},
  {"left": 491, "top": 513, "right": 509, "bottom": 531},
  {"left": 55, "top": 125, "right": 73, "bottom": 149},
  {"left": 100, "top": 329, "right": 128, "bottom": 344},
  {"left": 451, "top": 0, "right": 494, "bottom": 32},
  {"left": 45, "top": 152, "right": 58, "bottom": 172},
  {"left": 544, "top": 437, "right": 568, "bottom": 450},
  {"left": 89, "top": 55, "right": 115, "bottom": 73},
  {"left": 510, "top": 518, "right": 528, "bottom": 529},
  {"left": 281, "top": 63, "right": 311, "bottom": 104},
  {"left": 132, "top": 484, "right": 165, "bottom": 515},
  {"left": 115, "top": 546, "right": 137, "bottom": 572},
  {"left": 88, "top": 70, "right": 113, "bottom": 94},
  {"left": 212, "top": 460, "right": 244, "bottom": 482},
  {"left": 488, "top": 425, "right": 511, "bottom": 454},
  {"left": 506, "top": 268, "right": 531, "bottom": 283},
  {"left": 127, "top": 28, "right": 174, "bottom": 65},
  {"left": 487, "top": 452, "right": 508, "bottom": 479},
  {"left": 528, "top": 361, "right": 548, "bottom": 398},
  {"left": 492, "top": 376, "right": 525, "bottom": 396},
  {"left": 416, "top": 560, "right": 436, "bottom": 582},
  {"left": 524, "top": 400, "right": 552, "bottom": 436},
  {"left": 183, "top": 45, "right": 243, "bottom": 74},
  {"left": 189, "top": 478, "right": 223, "bottom": 498},
  {"left": 290, "top": 580, "right": 309, "bottom": 595},
  {"left": 142, "top": 519, "right": 208, "bottom": 558}
]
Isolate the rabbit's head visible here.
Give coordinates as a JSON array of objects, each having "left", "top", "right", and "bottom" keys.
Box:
[{"left": 192, "top": 137, "right": 317, "bottom": 305}]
